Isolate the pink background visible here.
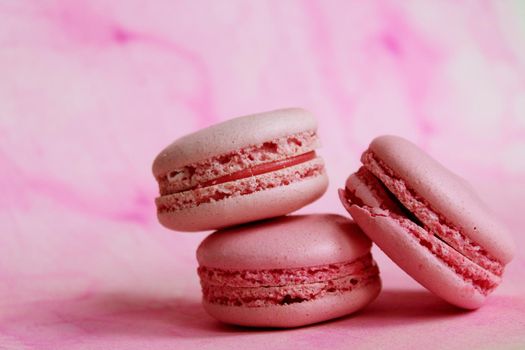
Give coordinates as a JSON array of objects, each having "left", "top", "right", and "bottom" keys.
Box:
[{"left": 1, "top": 1, "right": 524, "bottom": 349}]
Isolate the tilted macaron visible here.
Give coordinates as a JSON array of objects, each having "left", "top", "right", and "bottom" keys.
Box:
[
  {"left": 196, "top": 214, "right": 381, "bottom": 328},
  {"left": 152, "top": 108, "right": 328, "bottom": 232},
  {"left": 339, "top": 135, "right": 515, "bottom": 309}
]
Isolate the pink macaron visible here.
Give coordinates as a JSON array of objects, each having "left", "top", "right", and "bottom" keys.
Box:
[
  {"left": 339, "top": 135, "right": 515, "bottom": 309},
  {"left": 152, "top": 108, "right": 328, "bottom": 232},
  {"left": 196, "top": 214, "right": 381, "bottom": 328}
]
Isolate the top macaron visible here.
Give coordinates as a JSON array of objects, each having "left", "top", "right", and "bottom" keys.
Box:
[{"left": 152, "top": 108, "right": 328, "bottom": 232}]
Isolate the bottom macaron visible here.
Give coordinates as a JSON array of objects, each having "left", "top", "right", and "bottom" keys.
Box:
[{"left": 196, "top": 214, "right": 381, "bottom": 328}]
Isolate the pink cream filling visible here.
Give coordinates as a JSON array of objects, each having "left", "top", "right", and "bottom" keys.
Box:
[
  {"left": 156, "top": 158, "right": 325, "bottom": 212},
  {"left": 199, "top": 254, "right": 379, "bottom": 307},
  {"left": 361, "top": 151, "right": 503, "bottom": 276},
  {"left": 157, "top": 131, "right": 319, "bottom": 195},
  {"left": 344, "top": 167, "right": 404, "bottom": 214}
]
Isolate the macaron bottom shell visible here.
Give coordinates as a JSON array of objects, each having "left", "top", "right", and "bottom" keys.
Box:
[{"left": 202, "top": 279, "right": 381, "bottom": 328}]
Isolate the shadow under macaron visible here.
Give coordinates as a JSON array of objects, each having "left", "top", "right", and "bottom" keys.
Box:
[{"left": 333, "top": 289, "right": 468, "bottom": 328}]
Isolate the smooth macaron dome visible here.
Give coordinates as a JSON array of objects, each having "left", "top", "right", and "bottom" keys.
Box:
[
  {"left": 339, "top": 135, "right": 515, "bottom": 309},
  {"left": 196, "top": 214, "right": 381, "bottom": 328},
  {"left": 152, "top": 108, "right": 328, "bottom": 232}
]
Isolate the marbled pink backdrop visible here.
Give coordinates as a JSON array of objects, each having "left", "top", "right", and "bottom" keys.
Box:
[{"left": 1, "top": 1, "right": 524, "bottom": 349}]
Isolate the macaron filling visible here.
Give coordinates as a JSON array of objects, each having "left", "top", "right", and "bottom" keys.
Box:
[
  {"left": 157, "top": 130, "right": 319, "bottom": 195},
  {"left": 198, "top": 253, "right": 379, "bottom": 307},
  {"left": 156, "top": 158, "right": 325, "bottom": 212},
  {"left": 339, "top": 166, "right": 501, "bottom": 295},
  {"left": 193, "top": 151, "right": 316, "bottom": 189},
  {"left": 155, "top": 130, "right": 326, "bottom": 212}
]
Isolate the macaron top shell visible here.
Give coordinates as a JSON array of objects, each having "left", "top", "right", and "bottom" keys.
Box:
[
  {"left": 152, "top": 108, "right": 317, "bottom": 177},
  {"left": 197, "top": 214, "right": 371, "bottom": 270},
  {"left": 366, "top": 135, "right": 515, "bottom": 263}
]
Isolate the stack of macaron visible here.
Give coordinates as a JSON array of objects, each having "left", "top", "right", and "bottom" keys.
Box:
[
  {"left": 152, "top": 108, "right": 381, "bottom": 327},
  {"left": 152, "top": 108, "right": 514, "bottom": 328}
]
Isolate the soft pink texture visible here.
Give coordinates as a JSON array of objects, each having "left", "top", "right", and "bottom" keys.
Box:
[
  {"left": 2, "top": 0, "right": 525, "bottom": 348},
  {"left": 197, "top": 214, "right": 371, "bottom": 269},
  {"left": 158, "top": 168, "right": 328, "bottom": 231}
]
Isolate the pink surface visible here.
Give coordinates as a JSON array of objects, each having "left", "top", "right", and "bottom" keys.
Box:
[{"left": 1, "top": 1, "right": 525, "bottom": 349}]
